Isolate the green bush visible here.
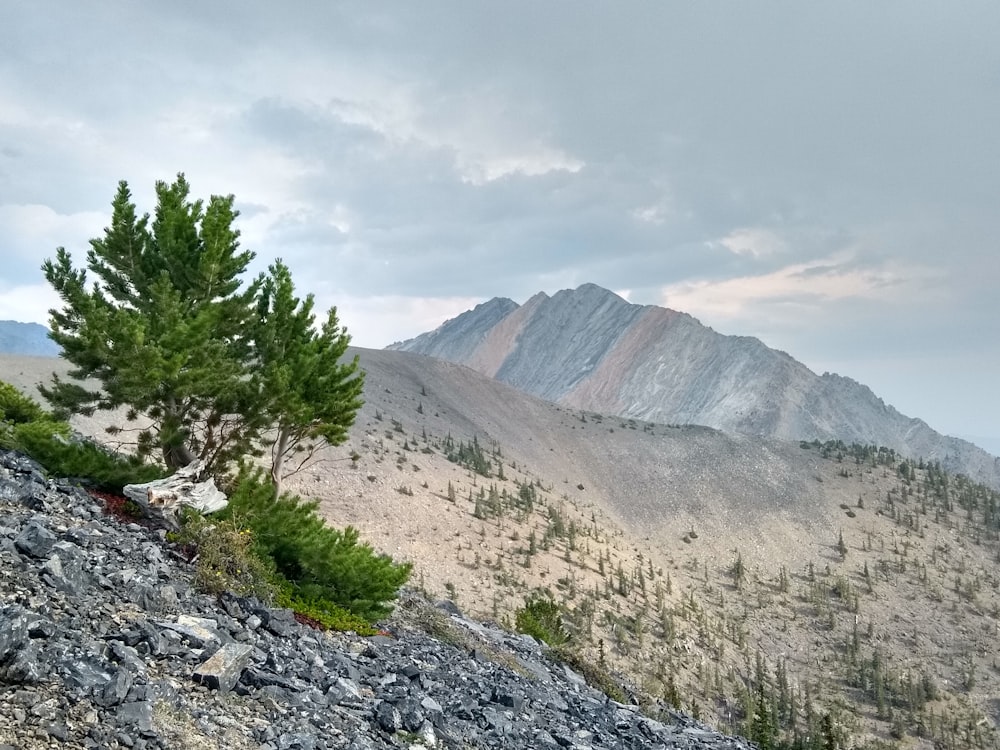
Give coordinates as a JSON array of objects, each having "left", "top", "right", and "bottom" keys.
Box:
[
  {"left": 515, "top": 593, "right": 570, "bottom": 647},
  {"left": 170, "top": 504, "right": 380, "bottom": 634},
  {"left": 273, "top": 587, "right": 377, "bottom": 635},
  {"left": 0, "top": 380, "right": 48, "bottom": 425},
  {"left": 9, "top": 419, "right": 166, "bottom": 493},
  {"left": 221, "top": 466, "right": 412, "bottom": 623},
  {"left": 169, "top": 510, "right": 277, "bottom": 600},
  {"left": 0, "top": 381, "right": 165, "bottom": 493}
]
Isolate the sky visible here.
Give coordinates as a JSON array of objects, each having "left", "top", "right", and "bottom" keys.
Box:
[{"left": 1, "top": 2, "right": 998, "bottom": 453}]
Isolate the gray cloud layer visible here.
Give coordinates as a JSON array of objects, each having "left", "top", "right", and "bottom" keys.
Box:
[{"left": 1, "top": 1, "right": 997, "bottom": 446}]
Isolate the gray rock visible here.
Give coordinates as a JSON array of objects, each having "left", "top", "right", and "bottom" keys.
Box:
[
  {"left": 14, "top": 521, "right": 57, "bottom": 558},
  {"left": 492, "top": 686, "right": 526, "bottom": 712},
  {"left": 193, "top": 642, "right": 254, "bottom": 692},
  {"left": 420, "top": 695, "right": 443, "bottom": 725},
  {"left": 3, "top": 642, "right": 41, "bottom": 683},
  {"left": 107, "top": 640, "right": 147, "bottom": 677},
  {"left": 116, "top": 700, "right": 154, "bottom": 734},
  {"left": 59, "top": 657, "right": 113, "bottom": 695},
  {"left": 42, "top": 549, "right": 89, "bottom": 595},
  {"left": 156, "top": 614, "right": 223, "bottom": 648},
  {"left": 394, "top": 696, "right": 425, "bottom": 731},
  {"left": 278, "top": 733, "right": 318, "bottom": 750},
  {"left": 263, "top": 607, "right": 299, "bottom": 638},
  {"left": 374, "top": 700, "right": 402, "bottom": 732},
  {"left": 0, "top": 606, "right": 30, "bottom": 663},
  {"left": 95, "top": 668, "right": 133, "bottom": 707}
]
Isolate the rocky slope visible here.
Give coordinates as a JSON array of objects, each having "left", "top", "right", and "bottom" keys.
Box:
[
  {"left": 7, "top": 352, "right": 1000, "bottom": 746},
  {"left": 389, "top": 283, "right": 1000, "bottom": 489},
  {"left": 0, "top": 448, "right": 755, "bottom": 750}
]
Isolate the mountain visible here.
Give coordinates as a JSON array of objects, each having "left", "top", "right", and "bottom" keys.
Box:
[
  {"left": 390, "top": 283, "right": 1000, "bottom": 489},
  {"left": 5, "top": 349, "right": 1000, "bottom": 746},
  {"left": 0, "top": 320, "right": 60, "bottom": 357}
]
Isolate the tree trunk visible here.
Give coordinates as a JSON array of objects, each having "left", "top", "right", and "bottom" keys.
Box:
[
  {"left": 162, "top": 402, "right": 197, "bottom": 470},
  {"left": 163, "top": 441, "right": 198, "bottom": 471},
  {"left": 271, "top": 426, "right": 290, "bottom": 498}
]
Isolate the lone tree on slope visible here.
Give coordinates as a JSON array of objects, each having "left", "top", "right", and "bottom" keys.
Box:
[{"left": 42, "top": 174, "right": 364, "bottom": 485}]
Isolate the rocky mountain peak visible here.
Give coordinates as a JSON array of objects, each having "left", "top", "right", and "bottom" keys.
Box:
[{"left": 391, "top": 283, "right": 1000, "bottom": 488}]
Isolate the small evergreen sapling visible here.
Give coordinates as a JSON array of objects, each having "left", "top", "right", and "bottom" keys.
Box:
[{"left": 223, "top": 467, "right": 411, "bottom": 622}]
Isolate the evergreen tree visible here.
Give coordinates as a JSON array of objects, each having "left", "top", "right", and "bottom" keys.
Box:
[
  {"left": 41, "top": 175, "right": 263, "bottom": 476},
  {"left": 251, "top": 260, "right": 364, "bottom": 496},
  {"left": 224, "top": 467, "right": 411, "bottom": 621},
  {"left": 41, "top": 178, "right": 366, "bottom": 486},
  {"left": 731, "top": 550, "right": 746, "bottom": 589}
]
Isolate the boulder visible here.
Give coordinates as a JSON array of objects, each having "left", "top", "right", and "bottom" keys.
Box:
[{"left": 192, "top": 642, "right": 254, "bottom": 692}]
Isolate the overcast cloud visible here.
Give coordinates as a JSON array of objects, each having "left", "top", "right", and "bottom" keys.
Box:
[{"left": 1, "top": 2, "right": 998, "bottom": 451}]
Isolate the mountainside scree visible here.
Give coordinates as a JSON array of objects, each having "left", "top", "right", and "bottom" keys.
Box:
[{"left": 0, "top": 448, "right": 754, "bottom": 750}]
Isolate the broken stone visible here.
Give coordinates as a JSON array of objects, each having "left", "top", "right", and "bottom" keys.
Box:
[
  {"left": 192, "top": 642, "right": 254, "bottom": 692},
  {"left": 14, "top": 522, "right": 57, "bottom": 558},
  {"left": 156, "top": 615, "right": 222, "bottom": 648}
]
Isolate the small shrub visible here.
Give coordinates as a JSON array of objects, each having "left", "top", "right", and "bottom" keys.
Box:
[
  {"left": 515, "top": 594, "right": 569, "bottom": 647},
  {"left": 274, "top": 587, "right": 377, "bottom": 635},
  {"left": 171, "top": 510, "right": 276, "bottom": 600},
  {"left": 0, "top": 380, "right": 48, "bottom": 425},
  {"left": 222, "top": 466, "right": 412, "bottom": 622}
]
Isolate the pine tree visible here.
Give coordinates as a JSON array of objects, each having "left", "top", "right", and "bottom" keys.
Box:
[
  {"left": 731, "top": 551, "right": 746, "bottom": 589},
  {"left": 251, "top": 260, "right": 364, "bottom": 496},
  {"left": 42, "top": 176, "right": 262, "bottom": 476},
  {"left": 41, "top": 177, "right": 366, "bottom": 486}
]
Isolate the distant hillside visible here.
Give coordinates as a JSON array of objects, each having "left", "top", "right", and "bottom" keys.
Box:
[
  {"left": 6, "top": 348, "right": 1000, "bottom": 746},
  {"left": 0, "top": 320, "right": 60, "bottom": 357},
  {"left": 390, "top": 283, "right": 1000, "bottom": 488}
]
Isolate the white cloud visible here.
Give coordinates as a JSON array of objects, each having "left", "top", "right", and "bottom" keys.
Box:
[
  {"left": 0, "top": 204, "right": 107, "bottom": 261},
  {"left": 715, "top": 227, "right": 787, "bottom": 259},
  {"left": 322, "top": 294, "right": 486, "bottom": 349},
  {"left": 457, "top": 149, "right": 584, "bottom": 185},
  {"left": 0, "top": 283, "right": 59, "bottom": 325},
  {"left": 659, "top": 253, "right": 934, "bottom": 320}
]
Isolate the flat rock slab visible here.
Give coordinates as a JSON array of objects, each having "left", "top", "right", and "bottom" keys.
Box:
[
  {"left": 192, "top": 642, "right": 254, "bottom": 692},
  {"left": 157, "top": 615, "right": 222, "bottom": 648}
]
